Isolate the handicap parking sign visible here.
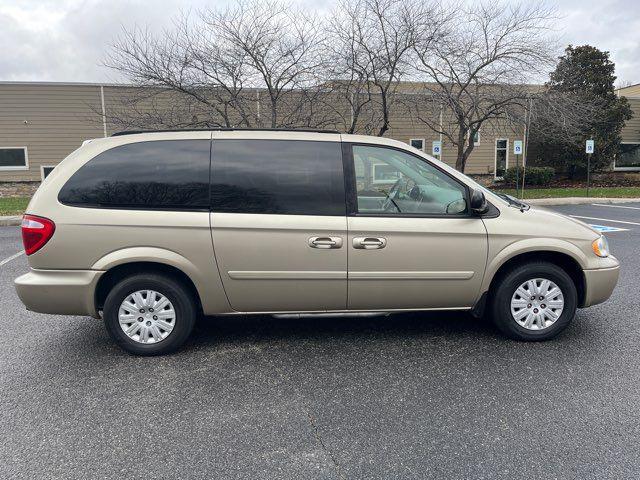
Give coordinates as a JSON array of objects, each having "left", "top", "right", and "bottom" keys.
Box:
[
  {"left": 432, "top": 141, "right": 442, "bottom": 156},
  {"left": 586, "top": 139, "right": 594, "bottom": 154},
  {"left": 513, "top": 140, "right": 523, "bottom": 155},
  {"left": 589, "top": 224, "right": 627, "bottom": 233}
]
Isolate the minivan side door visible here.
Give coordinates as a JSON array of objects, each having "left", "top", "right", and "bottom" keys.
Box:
[
  {"left": 345, "top": 144, "right": 488, "bottom": 310},
  {"left": 209, "top": 135, "right": 348, "bottom": 312}
]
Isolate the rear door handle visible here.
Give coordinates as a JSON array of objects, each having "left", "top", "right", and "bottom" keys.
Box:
[
  {"left": 308, "top": 236, "right": 343, "bottom": 249},
  {"left": 353, "top": 237, "right": 387, "bottom": 249}
]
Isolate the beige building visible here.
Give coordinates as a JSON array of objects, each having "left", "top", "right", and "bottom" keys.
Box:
[
  {"left": 0, "top": 81, "right": 528, "bottom": 192},
  {"left": 616, "top": 84, "right": 640, "bottom": 170}
]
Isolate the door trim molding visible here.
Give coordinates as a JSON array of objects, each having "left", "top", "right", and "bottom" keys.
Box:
[
  {"left": 229, "top": 271, "right": 474, "bottom": 280},
  {"left": 228, "top": 271, "right": 347, "bottom": 280},
  {"left": 349, "top": 271, "right": 474, "bottom": 280}
]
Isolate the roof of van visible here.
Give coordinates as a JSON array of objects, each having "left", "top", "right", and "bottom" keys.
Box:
[
  {"left": 111, "top": 128, "right": 341, "bottom": 137},
  {"left": 106, "top": 128, "right": 419, "bottom": 152}
]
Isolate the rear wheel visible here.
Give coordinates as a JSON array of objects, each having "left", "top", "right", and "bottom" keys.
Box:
[
  {"left": 103, "top": 273, "right": 196, "bottom": 355},
  {"left": 490, "top": 261, "right": 577, "bottom": 341}
]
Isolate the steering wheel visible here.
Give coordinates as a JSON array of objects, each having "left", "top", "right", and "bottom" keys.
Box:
[{"left": 381, "top": 178, "right": 403, "bottom": 212}]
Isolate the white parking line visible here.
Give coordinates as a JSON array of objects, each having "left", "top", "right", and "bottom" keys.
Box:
[
  {"left": 570, "top": 215, "right": 640, "bottom": 226},
  {"left": 592, "top": 203, "right": 640, "bottom": 210},
  {"left": 0, "top": 250, "right": 24, "bottom": 267}
]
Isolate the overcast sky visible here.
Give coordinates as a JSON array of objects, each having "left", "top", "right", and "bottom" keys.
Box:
[{"left": 1, "top": 0, "right": 639, "bottom": 85}]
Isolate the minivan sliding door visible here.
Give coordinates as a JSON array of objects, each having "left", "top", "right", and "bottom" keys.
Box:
[{"left": 209, "top": 136, "right": 348, "bottom": 313}]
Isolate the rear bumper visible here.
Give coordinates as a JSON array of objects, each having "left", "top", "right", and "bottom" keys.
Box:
[
  {"left": 14, "top": 269, "right": 103, "bottom": 317},
  {"left": 582, "top": 262, "right": 620, "bottom": 308}
]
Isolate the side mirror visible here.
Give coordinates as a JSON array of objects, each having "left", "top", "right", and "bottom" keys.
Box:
[{"left": 470, "top": 189, "right": 488, "bottom": 215}]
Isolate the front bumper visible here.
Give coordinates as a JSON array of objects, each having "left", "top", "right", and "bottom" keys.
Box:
[
  {"left": 14, "top": 269, "right": 103, "bottom": 317},
  {"left": 582, "top": 258, "right": 620, "bottom": 307}
]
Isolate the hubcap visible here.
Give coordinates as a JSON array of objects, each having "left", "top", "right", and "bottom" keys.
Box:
[
  {"left": 118, "top": 290, "right": 176, "bottom": 344},
  {"left": 510, "top": 278, "right": 564, "bottom": 331}
]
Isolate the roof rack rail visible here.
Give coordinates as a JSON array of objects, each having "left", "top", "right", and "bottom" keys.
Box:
[{"left": 111, "top": 127, "right": 341, "bottom": 137}]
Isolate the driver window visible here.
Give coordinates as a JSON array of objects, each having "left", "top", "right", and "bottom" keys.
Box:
[{"left": 352, "top": 145, "right": 467, "bottom": 215}]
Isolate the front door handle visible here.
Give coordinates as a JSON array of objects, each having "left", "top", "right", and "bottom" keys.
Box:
[
  {"left": 308, "top": 236, "right": 343, "bottom": 249},
  {"left": 353, "top": 237, "right": 387, "bottom": 249}
]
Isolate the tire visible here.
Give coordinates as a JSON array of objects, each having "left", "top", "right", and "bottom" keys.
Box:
[
  {"left": 103, "top": 273, "right": 197, "bottom": 355},
  {"left": 490, "top": 261, "right": 577, "bottom": 341}
]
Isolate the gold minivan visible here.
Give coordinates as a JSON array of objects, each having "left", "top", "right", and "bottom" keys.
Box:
[{"left": 14, "top": 130, "right": 620, "bottom": 355}]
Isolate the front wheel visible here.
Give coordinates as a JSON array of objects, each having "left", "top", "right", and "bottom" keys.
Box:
[
  {"left": 103, "top": 273, "right": 197, "bottom": 355},
  {"left": 490, "top": 261, "right": 577, "bottom": 341}
]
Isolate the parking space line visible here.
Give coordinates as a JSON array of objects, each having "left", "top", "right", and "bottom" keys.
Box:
[
  {"left": 570, "top": 215, "right": 640, "bottom": 226},
  {"left": 592, "top": 203, "right": 640, "bottom": 210},
  {"left": 0, "top": 250, "right": 24, "bottom": 267}
]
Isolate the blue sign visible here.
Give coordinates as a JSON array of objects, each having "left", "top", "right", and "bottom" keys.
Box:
[
  {"left": 432, "top": 141, "right": 442, "bottom": 156},
  {"left": 586, "top": 139, "right": 595, "bottom": 154},
  {"left": 589, "top": 224, "right": 627, "bottom": 233}
]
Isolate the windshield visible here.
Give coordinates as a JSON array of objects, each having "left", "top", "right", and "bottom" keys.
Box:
[
  {"left": 455, "top": 172, "right": 529, "bottom": 209},
  {"left": 489, "top": 191, "right": 530, "bottom": 210}
]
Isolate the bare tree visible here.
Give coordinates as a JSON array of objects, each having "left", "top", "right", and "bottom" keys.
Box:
[
  {"left": 323, "top": 0, "right": 379, "bottom": 134},
  {"left": 104, "top": 0, "right": 570, "bottom": 149},
  {"left": 326, "top": 0, "right": 444, "bottom": 136},
  {"left": 103, "top": 88, "right": 215, "bottom": 131},
  {"left": 106, "top": 15, "right": 254, "bottom": 129},
  {"left": 203, "top": 0, "right": 329, "bottom": 128},
  {"left": 105, "top": 0, "right": 331, "bottom": 130},
  {"left": 411, "top": 1, "right": 557, "bottom": 172},
  {"left": 528, "top": 91, "right": 604, "bottom": 145}
]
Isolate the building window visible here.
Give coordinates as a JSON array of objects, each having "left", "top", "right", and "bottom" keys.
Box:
[
  {"left": 0, "top": 147, "right": 28, "bottom": 170},
  {"left": 465, "top": 130, "right": 480, "bottom": 146},
  {"left": 41, "top": 165, "right": 56, "bottom": 180},
  {"left": 615, "top": 143, "right": 640, "bottom": 171},
  {"left": 495, "top": 139, "right": 508, "bottom": 178},
  {"left": 372, "top": 163, "right": 402, "bottom": 184},
  {"left": 409, "top": 139, "right": 424, "bottom": 151}
]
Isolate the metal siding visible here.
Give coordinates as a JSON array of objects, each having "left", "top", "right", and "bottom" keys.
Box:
[
  {"left": 620, "top": 97, "right": 640, "bottom": 143},
  {"left": 0, "top": 84, "right": 103, "bottom": 181},
  {"left": 617, "top": 85, "right": 640, "bottom": 98},
  {"left": 0, "top": 82, "right": 527, "bottom": 182}
]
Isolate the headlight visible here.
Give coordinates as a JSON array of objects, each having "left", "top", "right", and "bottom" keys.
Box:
[{"left": 592, "top": 236, "right": 610, "bottom": 258}]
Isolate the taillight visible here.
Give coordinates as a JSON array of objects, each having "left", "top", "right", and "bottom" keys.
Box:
[{"left": 21, "top": 214, "right": 55, "bottom": 255}]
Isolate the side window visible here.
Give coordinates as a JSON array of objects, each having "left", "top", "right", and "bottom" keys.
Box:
[
  {"left": 352, "top": 145, "right": 467, "bottom": 215},
  {"left": 210, "top": 140, "right": 345, "bottom": 216},
  {"left": 58, "top": 140, "right": 211, "bottom": 209}
]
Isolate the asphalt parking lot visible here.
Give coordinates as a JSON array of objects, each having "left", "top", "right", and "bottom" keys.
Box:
[{"left": 1, "top": 203, "right": 639, "bottom": 480}]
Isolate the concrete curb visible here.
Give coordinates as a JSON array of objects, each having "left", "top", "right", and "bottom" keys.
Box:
[
  {"left": 524, "top": 197, "right": 640, "bottom": 206},
  {"left": 0, "top": 216, "right": 21, "bottom": 226}
]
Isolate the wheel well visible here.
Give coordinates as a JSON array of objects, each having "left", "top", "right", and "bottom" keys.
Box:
[
  {"left": 95, "top": 262, "right": 203, "bottom": 313},
  {"left": 488, "top": 251, "right": 586, "bottom": 307}
]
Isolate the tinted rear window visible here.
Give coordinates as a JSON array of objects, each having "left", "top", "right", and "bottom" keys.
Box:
[
  {"left": 210, "top": 140, "right": 345, "bottom": 215},
  {"left": 58, "top": 140, "right": 210, "bottom": 209}
]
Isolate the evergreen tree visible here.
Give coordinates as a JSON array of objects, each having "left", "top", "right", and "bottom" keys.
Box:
[{"left": 532, "top": 45, "right": 632, "bottom": 176}]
